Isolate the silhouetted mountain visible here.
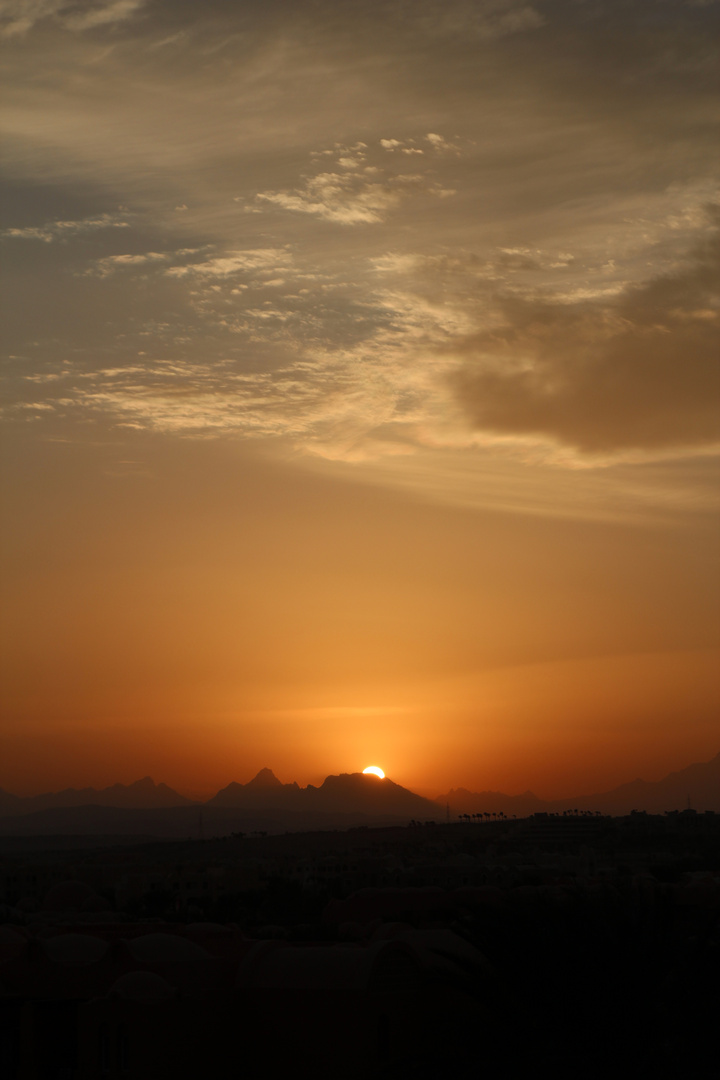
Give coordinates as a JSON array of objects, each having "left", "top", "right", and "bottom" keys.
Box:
[
  {"left": 0, "top": 772, "right": 440, "bottom": 838},
  {"left": 305, "top": 773, "right": 437, "bottom": 817},
  {"left": 437, "top": 752, "right": 720, "bottom": 816},
  {"left": 207, "top": 773, "right": 301, "bottom": 810},
  {"left": 553, "top": 752, "right": 720, "bottom": 815},
  {"left": 245, "top": 768, "right": 283, "bottom": 788},
  {"left": 0, "top": 788, "right": 24, "bottom": 816},
  {"left": 207, "top": 771, "right": 437, "bottom": 818},
  {"left": 2, "top": 755, "right": 716, "bottom": 840},
  {"left": 0, "top": 778, "right": 196, "bottom": 817}
]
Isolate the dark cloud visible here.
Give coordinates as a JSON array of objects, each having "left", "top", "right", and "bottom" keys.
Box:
[{"left": 450, "top": 219, "right": 720, "bottom": 454}]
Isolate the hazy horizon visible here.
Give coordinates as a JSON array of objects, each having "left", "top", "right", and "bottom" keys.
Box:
[
  {"left": 2, "top": 748, "right": 718, "bottom": 806},
  {"left": 2, "top": 2, "right": 719, "bottom": 802}
]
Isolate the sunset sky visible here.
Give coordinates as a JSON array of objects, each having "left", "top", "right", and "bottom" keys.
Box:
[{"left": 1, "top": 0, "right": 718, "bottom": 800}]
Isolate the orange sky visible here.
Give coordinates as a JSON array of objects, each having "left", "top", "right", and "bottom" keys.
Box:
[
  {"left": 1, "top": 1, "right": 719, "bottom": 800},
  {"left": 2, "top": 431, "right": 718, "bottom": 799}
]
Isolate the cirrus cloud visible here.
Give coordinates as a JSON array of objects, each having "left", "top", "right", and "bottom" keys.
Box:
[
  {"left": 1, "top": 212, "right": 130, "bottom": 242},
  {"left": 254, "top": 144, "right": 455, "bottom": 225},
  {"left": 0, "top": 0, "right": 146, "bottom": 36}
]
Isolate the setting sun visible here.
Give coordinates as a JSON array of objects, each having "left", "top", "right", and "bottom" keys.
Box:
[{"left": 363, "top": 766, "right": 385, "bottom": 779}]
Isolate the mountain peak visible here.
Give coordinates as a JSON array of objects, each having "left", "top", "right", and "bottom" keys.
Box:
[
  {"left": 321, "top": 772, "right": 390, "bottom": 789},
  {"left": 246, "top": 768, "right": 282, "bottom": 788}
]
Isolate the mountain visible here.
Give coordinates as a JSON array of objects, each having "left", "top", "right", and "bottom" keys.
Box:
[
  {"left": 0, "top": 773, "right": 439, "bottom": 841},
  {"left": 0, "top": 788, "right": 24, "bottom": 817},
  {"left": 553, "top": 752, "right": 720, "bottom": 815},
  {"left": 437, "top": 752, "right": 720, "bottom": 816},
  {"left": 306, "top": 773, "right": 436, "bottom": 812},
  {"left": 2, "top": 755, "right": 716, "bottom": 840},
  {"left": 0, "top": 778, "right": 196, "bottom": 817},
  {"left": 0, "top": 770, "right": 439, "bottom": 836},
  {"left": 245, "top": 767, "right": 283, "bottom": 788},
  {"left": 207, "top": 770, "right": 437, "bottom": 818},
  {"left": 305, "top": 773, "right": 437, "bottom": 818},
  {"left": 207, "top": 769, "right": 300, "bottom": 809}
]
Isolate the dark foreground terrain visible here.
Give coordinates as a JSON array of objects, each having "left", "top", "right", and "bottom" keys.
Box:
[{"left": 1, "top": 810, "right": 718, "bottom": 1077}]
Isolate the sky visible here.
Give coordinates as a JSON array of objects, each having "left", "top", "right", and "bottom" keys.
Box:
[{"left": 1, "top": 0, "right": 718, "bottom": 800}]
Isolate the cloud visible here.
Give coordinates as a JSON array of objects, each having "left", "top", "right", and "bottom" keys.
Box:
[
  {"left": 255, "top": 163, "right": 454, "bottom": 226},
  {"left": 2, "top": 0, "right": 718, "bottom": 486},
  {"left": 63, "top": 0, "right": 144, "bottom": 31},
  {"left": 374, "top": 0, "right": 544, "bottom": 42},
  {"left": 0, "top": 0, "right": 145, "bottom": 36},
  {"left": 90, "top": 251, "right": 169, "bottom": 276},
  {"left": 165, "top": 249, "right": 292, "bottom": 278},
  {"left": 254, "top": 141, "right": 455, "bottom": 226},
  {"left": 55, "top": 362, "right": 321, "bottom": 439},
  {"left": 449, "top": 223, "right": 720, "bottom": 455},
  {"left": 425, "top": 133, "right": 458, "bottom": 153},
  {"left": 382, "top": 134, "right": 460, "bottom": 156},
  {"left": 1, "top": 213, "right": 130, "bottom": 242},
  {"left": 256, "top": 172, "right": 404, "bottom": 225},
  {"left": 338, "top": 445, "right": 720, "bottom": 526}
]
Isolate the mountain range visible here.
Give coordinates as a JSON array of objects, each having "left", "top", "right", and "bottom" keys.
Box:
[
  {"left": 0, "top": 776, "right": 195, "bottom": 817},
  {"left": 0, "top": 771, "right": 438, "bottom": 838},
  {"left": 437, "top": 751, "right": 720, "bottom": 817},
  {"left": 0, "top": 753, "right": 717, "bottom": 838}
]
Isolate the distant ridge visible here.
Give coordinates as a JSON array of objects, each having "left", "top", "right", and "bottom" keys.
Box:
[
  {"left": 0, "top": 777, "right": 196, "bottom": 817},
  {"left": 437, "top": 752, "right": 720, "bottom": 816},
  {"left": 1, "top": 753, "right": 717, "bottom": 838},
  {"left": 0, "top": 771, "right": 438, "bottom": 838}
]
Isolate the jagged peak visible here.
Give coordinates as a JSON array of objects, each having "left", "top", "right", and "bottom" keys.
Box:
[{"left": 246, "top": 768, "right": 282, "bottom": 788}]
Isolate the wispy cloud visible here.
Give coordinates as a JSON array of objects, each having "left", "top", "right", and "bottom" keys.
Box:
[
  {"left": 3, "top": 0, "right": 718, "bottom": 498},
  {"left": 7, "top": 198, "right": 718, "bottom": 473},
  {"left": 2, "top": 213, "right": 129, "bottom": 242},
  {"left": 253, "top": 142, "right": 455, "bottom": 225},
  {"left": 166, "top": 249, "right": 292, "bottom": 278},
  {"left": 90, "top": 251, "right": 169, "bottom": 275},
  {"left": 0, "top": 0, "right": 146, "bottom": 37},
  {"left": 256, "top": 171, "right": 453, "bottom": 226}
]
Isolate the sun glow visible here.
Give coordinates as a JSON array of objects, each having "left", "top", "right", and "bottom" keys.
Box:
[{"left": 362, "top": 765, "right": 385, "bottom": 779}]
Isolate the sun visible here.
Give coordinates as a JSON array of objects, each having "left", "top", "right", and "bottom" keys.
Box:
[{"left": 362, "top": 765, "right": 385, "bottom": 779}]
